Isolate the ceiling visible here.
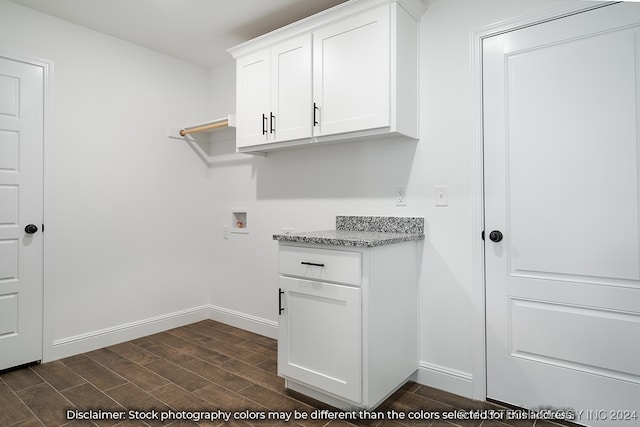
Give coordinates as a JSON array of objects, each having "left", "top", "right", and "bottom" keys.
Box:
[{"left": 8, "top": 0, "right": 350, "bottom": 69}]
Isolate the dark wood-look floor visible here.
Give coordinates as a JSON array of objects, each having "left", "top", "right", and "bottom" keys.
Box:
[{"left": 1, "top": 320, "right": 575, "bottom": 427}]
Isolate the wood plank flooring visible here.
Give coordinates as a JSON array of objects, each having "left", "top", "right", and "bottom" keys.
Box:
[{"left": 0, "top": 320, "right": 575, "bottom": 427}]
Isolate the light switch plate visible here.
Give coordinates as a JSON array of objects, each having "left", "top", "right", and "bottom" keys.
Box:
[{"left": 435, "top": 185, "right": 448, "bottom": 207}]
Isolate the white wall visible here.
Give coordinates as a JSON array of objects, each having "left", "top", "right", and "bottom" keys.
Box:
[
  {"left": 0, "top": 0, "right": 579, "bottom": 398},
  {"left": 0, "top": 1, "right": 214, "bottom": 359},
  {"left": 206, "top": 0, "right": 575, "bottom": 397}
]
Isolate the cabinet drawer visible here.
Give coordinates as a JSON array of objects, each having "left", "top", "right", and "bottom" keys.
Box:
[{"left": 279, "top": 246, "right": 361, "bottom": 286}]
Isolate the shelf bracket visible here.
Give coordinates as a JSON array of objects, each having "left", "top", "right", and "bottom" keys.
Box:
[{"left": 167, "top": 114, "right": 264, "bottom": 166}]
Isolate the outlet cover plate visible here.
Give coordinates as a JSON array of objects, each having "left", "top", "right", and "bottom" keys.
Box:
[{"left": 395, "top": 187, "right": 407, "bottom": 206}]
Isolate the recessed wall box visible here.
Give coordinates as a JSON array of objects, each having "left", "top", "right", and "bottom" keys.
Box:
[{"left": 231, "top": 209, "right": 249, "bottom": 234}]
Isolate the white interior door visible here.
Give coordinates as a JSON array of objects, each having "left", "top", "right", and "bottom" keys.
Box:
[
  {"left": 483, "top": 3, "right": 640, "bottom": 426},
  {"left": 0, "top": 55, "right": 44, "bottom": 370}
]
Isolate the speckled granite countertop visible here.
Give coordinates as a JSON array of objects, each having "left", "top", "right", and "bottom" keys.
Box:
[{"left": 273, "top": 216, "right": 425, "bottom": 248}]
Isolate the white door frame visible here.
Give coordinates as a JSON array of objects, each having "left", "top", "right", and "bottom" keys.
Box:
[
  {"left": 0, "top": 50, "right": 54, "bottom": 365},
  {"left": 469, "top": 0, "right": 617, "bottom": 401}
]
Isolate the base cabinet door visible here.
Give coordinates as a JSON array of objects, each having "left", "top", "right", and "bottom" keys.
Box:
[{"left": 278, "top": 276, "right": 362, "bottom": 403}]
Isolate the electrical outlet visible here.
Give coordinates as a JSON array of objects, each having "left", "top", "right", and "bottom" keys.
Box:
[{"left": 395, "top": 187, "right": 407, "bottom": 206}]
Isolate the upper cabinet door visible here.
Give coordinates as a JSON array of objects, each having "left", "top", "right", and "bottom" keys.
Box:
[
  {"left": 236, "top": 35, "right": 312, "bottom": 149},
  {"left": 313, "top": 6, "right": 390, "bottom": 137},
  {"left": 236, "top": 50, "right": 270, "bottom": 148},
  {"left": 271, "top": 34, "right": 313, "bottom": 143}
]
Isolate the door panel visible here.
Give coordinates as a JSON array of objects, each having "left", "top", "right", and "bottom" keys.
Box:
[
  {"left": 509, "top": 298, "right": 640, "bottom": 380},
  {"left": 0, "top": 74, "right": 19, "bottom": 116},
  {"left": 236, "top": 50, "right": 270, "bottom": 148},
  {"left": 0, "top": 239, "right": 19, "bottom": 280},
  {"left": 0, "top": 130, "right": 20, "bottom": 170},
  {"left": 505, "top": 26, "right": 639, "bottom": 284},
  {"left": 313, "top": 5, "right": 390, "bottom": 136},
  {"left": 0, "top": 293, "right": 18, "bottom": 336},
  {"left": 0, "top": 56, "right": 44, "bottom": 370},
  {"left": 0, "top": 185, "right": 19, "bottom": 225},
  {"left": 271, "top": 34, "right": 312, "bottom": 142},
  {"left": 278, "top": 276, "right": 361, "bottom": 402},
  {"left": 483, "top": 3, "right": 640, "bottom": 425}
]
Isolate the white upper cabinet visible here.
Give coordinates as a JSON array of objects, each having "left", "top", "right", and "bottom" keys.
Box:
[
  {"left": 312, "top": 6, "right": 390, "bottom": 137},
  {"left": 236, "top": 50, "right": 270, "bottom": 148},
  {"left": 228, "top": 0, "right": 423, "bottom": 153},
  {"left": 271, "top": 35, "right": 313, "bottom": 143},
  {"left": 236, "top": 35, "right": 312, "bottom": 149}
]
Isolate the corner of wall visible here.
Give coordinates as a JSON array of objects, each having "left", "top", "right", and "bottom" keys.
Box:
[{"left": 416, "top": 361, "right": 473, "bottom": 399}]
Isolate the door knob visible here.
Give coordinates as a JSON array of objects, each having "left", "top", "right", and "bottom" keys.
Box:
[
  {"left": 24, "top": 224, "right": 38, "bottom": 234},
  {"left": 489, "top": 230, "right": 503, "bottom": 242}
]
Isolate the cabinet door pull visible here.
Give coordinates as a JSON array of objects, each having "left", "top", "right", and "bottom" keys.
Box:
[
  {"left": 313, "top": 103, "right": 319, "bottom": 126},
  {"left": 262, "top": 114, "right": 268, "bottom": 135},
  {"left": 278, "top": 288, "right": 284, "bottom": 315},
  {"left": 270, "top": 112, "right": 275, "bottom": 134},
  {"left": 301, "top": 261, "right": 325, "bottom": 267}
]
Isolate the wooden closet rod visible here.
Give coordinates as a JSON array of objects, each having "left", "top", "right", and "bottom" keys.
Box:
[{"left": 179, "top": 119, "right": 229, "bottom": 136}]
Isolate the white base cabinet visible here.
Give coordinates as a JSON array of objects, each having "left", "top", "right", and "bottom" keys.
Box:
[{"left": 277, "top": 242, "right": 418, "bottom": 410}]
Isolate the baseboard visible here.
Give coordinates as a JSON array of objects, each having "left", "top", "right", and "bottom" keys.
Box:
[
  {"left": 208, "top": 304, "right": 278, "bottom": 339},
  {"left": 45, "top": 304, "right": 277, "bottom": 363},
  {"left": 415, "top": 361, "right": 474, "bottom": 399},
  {"left": 46, "top": 305, "right": 210, "bottom": 362},
  {"left": 46, "top": 305, "right": 475, "bottom": 404}
]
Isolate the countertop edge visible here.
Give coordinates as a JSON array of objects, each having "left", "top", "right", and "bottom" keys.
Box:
[{"left": 272, "top": 232, "right": 425, "bottom": 247}]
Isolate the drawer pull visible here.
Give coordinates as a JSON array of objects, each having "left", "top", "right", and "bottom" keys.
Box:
[{"left": 301, "top": 261, "right": 325, "bottom": 268}]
